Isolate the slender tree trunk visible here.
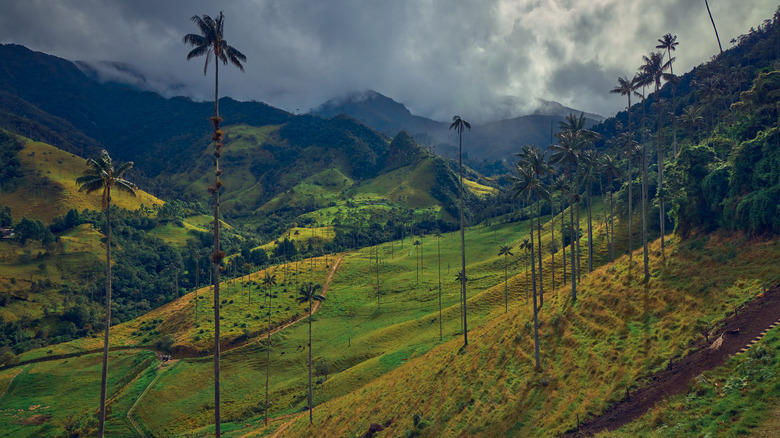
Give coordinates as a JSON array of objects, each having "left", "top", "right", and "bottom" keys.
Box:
[
  {"left": 609, "top": 177, "right": 615, "bottom": 262},
  {"left": 551, "top": 194, "right": 556, "bottom": 291},
  {"left": 575, "top": 198, "right": 581, "bottom": 283},
  {"left": 504, "top": 254, "right": 508, "bottom": 313},
  {"left": 211, "top": 59, "right": 224, "bottom": 438},
  {"left": 537, "top": 202, "right": 544, "bottom": 307},
  {"left": 438, "top": 236, "right": 442, "bottom": 341},
  {"left": 627, "top": 96, "right": 633, "bottom": 264},
  {"left": 561, "top": 197, "right": 567, "bottom": 281},
  {"left": 458, "top": 132, "right": 468, "bottom": 347},
  {"left": 308, "top": 303, "right": 313, "bottom": 424},
  {"left": 569, "top": 186, "right": 577, "bottom": 302},
  {"left": 587, "top": 184, "right": 593, "bottom": 273},
  {"left": 98, "top": 189, "right": 111, "bottom": 438},
  {"left": 265, "top": 287, "right": 271, "bottom": 426},
  {"left": 657, "top": 91, "right": 665, "bottom": 257},
  {"left": 530, "top": 201, "right": 540, "bottom": 369},
  {"left": 705, "top": 0, "right": 724, "bottom": 54},
  {"left": 642, "top": 141, "right": 650, "bottom": 282}
]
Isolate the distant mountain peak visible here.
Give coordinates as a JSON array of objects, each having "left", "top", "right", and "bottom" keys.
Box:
[{"left": 532, "top": 98, "right": 605, "bottom": 122}]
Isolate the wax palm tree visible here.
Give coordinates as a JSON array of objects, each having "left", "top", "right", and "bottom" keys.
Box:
[
  {"left": 434, "top": 231, "right": 443, "bottom": 340},
  {"left": 297, "top": 283, "right": 325, "bottom": 424},
  {"left": 680, "top": 105, "right": 705, "bottom": 144},
  {"left": 550, "top": 130, "right": 586, "bottom": 302},
  {"left": 517, "top": 144, "right": 553, "bottom": 306},
  {"left": 610, "top": 76, "right": 638, "bottom": 262},
  {"left": 183, "top": 12, "right": 245, "bottom": 436},
  {"left": 656, "top": 34, "right": 678, "bottom": 75},
  {"left": 510, "top": 164, "right": 548, "bottom": 369},
  {"left": 76, "top": 150, "right": 137, "bottom": 438},
  {"left": 634, "top": 68, "right": 652, "bottom": 282},
  {"left": 262, "top": 272, "right": 277, "bottom": 426},
  {"left": 642, "top": 51, "right": 672, "bottom": 257},
  {"left": 498, "top": 244, "right": 513, "bottom": 313},
  {"left": 449, "top": 115, "right": 470, "bottom": 347},
  {"left": 600, "top": 153, "right": 622, "bottom": 262}
]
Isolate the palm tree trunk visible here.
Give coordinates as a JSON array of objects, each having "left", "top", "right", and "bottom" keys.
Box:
[
  {"left": 587, "top": 184, "right": 593, "bottom": 273},
  {"left": 551, "top": 197, "right": 556, "bottom": 291},
  {"left": 657, "top": 97, "right": 665, "bottom": 257},
  {"left": 705, "top": 0, "right": 724, "bottom": 54},
  {"left": 537, "top": 201, "right": 544, "bottom": 307},
  {"left": 308, "top": 302, "right": 313, "bottom": 424},
  {"left": 609, "top": 177, "right": 615, "bottom": 262},
  {"left": 438, "top": 237, "right": 442, "bottom": 341},
  {"left": 569, "top": 183, "right": 577, "bottom": 302},
  {"left": 213, "top": 59, "right": 222, "bottom": 438},
  {"left": 504, "top": 254, "right": 508, "bottom": 313},
  {"left": 265, "top": 288, "right": 271, "bottom": 426},
  {"left": 561, "top": 197, "right": 566, "bottom": 281},
  {"left": 458, "top": 132, "right": 468, "bottom": 347},
  {"left": 530, "top": 205, "right": 540, "bottom": 369},
  {"left": 642, "top": 143, "right": 650, "bottom": 282},
  {"left": 575, "top": 198, "right": 581, "bottom": 283},
  {"left": 98, "top": 188, "right": 111, "bottom": 438},
  {"left": 627, "top": 98, "right": 634, "bottom": 264}
]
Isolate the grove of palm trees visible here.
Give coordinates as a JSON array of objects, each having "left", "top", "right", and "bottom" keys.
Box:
[{"left": 0, "top": 4, "right": 779, "bottom": 438}]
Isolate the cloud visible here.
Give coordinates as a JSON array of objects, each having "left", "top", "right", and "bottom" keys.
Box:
[{"left": 0, "top": 0, "right": 776, "bottom": 122}]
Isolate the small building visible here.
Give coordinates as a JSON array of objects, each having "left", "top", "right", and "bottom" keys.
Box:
[{"left": 1, "top": 228, "right": 14, "bottom": 239}]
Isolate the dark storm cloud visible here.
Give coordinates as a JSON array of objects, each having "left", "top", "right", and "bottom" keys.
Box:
[{"left": 0, "top": 0, "right": 776, "bottom": 122}]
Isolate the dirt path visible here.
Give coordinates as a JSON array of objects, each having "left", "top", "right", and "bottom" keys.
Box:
[
  {"left": 571, "top": 284, "right": 780, "bottom": 436},
  {"left": 252, "top": 254, "right": 344, "bottom": 342},
  {"left": 0, "top": 365, "right": 27, "bottom": 400}
]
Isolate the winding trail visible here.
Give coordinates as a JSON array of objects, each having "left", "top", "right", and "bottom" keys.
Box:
[
  {"left": 0, "top": 365, "right": 27, "bottom": 401},
  {"left": 571, "top": 284, "right": 780, "bottom": 437},
  {"left": 127, "top": 360, "right": 180, "bottom": 438}
]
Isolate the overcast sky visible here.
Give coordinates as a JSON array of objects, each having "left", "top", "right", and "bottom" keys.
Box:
[{"left": 0, "top": 0, "right": 776, "bottom": 122}]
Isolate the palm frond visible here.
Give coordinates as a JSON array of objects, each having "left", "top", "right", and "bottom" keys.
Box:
[
  {"left": 115, "top": 179, "right": 138, "bottom": 196},
  {"left": 76, "top": 177, "right": 105, "bottom": 194},
  {"left": 114, "top": 161, "right": 134, "bottom": 177}
]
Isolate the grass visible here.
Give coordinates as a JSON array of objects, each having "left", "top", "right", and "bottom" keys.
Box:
[
  {"left": 0, "top": 350, "right": 156, "bottom": 437},
  {"left": 4, "top": 196, "right": 779, "bottom": 437},
  {"left": 0, "top": 138, "right": 162, "bottom": 224}
]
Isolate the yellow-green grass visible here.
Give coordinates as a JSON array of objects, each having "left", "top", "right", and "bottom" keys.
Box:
[
  {"left": 0, "top": 139, "right": 162, "bottom": 224},
  {"left": 254, "top": 226, "right": 335, "bottom": 253},
  {"left": 145, "top": 217, "right": 209, "bottom": 246},
  {"left": 255, "top": 233, "right": 780, "bottom": 437},
  {"left": 0, "top": 350, "right": 156, "bottom": 437},
  {"left": 463, "top": 177, "right": 498, "bottom": 198},
  {"left": 602, "top": 325, "right": 780, "bottom": 438},
  {"left": 18, "top": 255, "right": 334, "bottom": 362},
  {"left": 16, "top": 196, "right": 611, "bottom": 435},
  {"left": 353, "top": 160, "right": 438, "bottom": 208},
  {"left": 133, "top": 202, "right": 612, "bottom": 435}
]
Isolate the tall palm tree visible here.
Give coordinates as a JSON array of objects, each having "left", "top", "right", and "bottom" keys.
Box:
[
  {"left": 510, "top": 164, "right": 547, "bottom": 369},
  {"left": 517, "top": 145, "right": 553, "bottom": 306},
  {"left": 262, "top": 272, "right": 277, "bottom": 426},
  {"left": 656, "top": 34, "right": 678, "bottom": 75},
  {"left": 600, "top": 153, "right": 622, "bottom": 262},
  {"left": 297, "top": 283, "right": 325, "bottom": 424},
  {"left": 76, "top": 150, "right": 136, "bottom": 438},
  {"left": 435, "top": 231, "right": 443, "bottom": 341},
  {"left": 498, "top": 245, "right": 513, "bottom": 313},
  {"left": 449, "top": 115, "right": 470, "bottom": 347},
  {"left": 579, "top": 149, "right": 600, "bottom": 273},
  {"left": 610, "top": 76, "right": 637, "bottom": 262},
  {"left": 550, "top": 130, "right": 586, "bottom": 302},
  {"left": 642, "top": 51, "right": 672, "bottom": 257},
  {"left": 634, "top": 68, "right": 652, "bottom": 282},
  {"left": 183, "top": 12, "right": 245, "bottom": 436}
]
